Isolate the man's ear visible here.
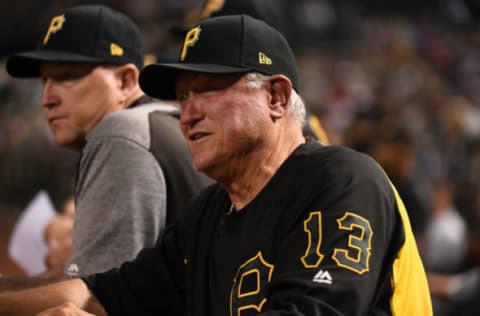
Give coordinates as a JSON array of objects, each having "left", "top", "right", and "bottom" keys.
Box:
[
  {"left": 268, "top": 74, "right": 292, "bottom": 121},
  {"left": 115, "top": 64, "right": 140, "bottom": 108},
  {"left": 117, "top": 64, "right": 139, "bottom": 92}
]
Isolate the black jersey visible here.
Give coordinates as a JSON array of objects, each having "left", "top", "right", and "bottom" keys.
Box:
[{"left": 84, "top": 140, "right": 432, "bottom": 316}]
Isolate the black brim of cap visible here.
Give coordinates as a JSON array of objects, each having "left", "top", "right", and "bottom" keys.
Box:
[
  {"left": 6, "top": 50, "right": 106, "bottom": 78},
  {"left": 139, "top": 63, "right": 251, "bottom": 100}
]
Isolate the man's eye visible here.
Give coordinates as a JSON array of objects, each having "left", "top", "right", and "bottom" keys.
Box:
[
  {"left": 177, "top": 93, "right": 188, "bottom": 103},
  {"left": 55, "top": 70, "right": 90, "bottom": 81},
  {"left": 199, "top": 85, "right": 217, "bottom": 93},
  {"left": 54, "top": 71, "right": 76, "bottom": 81}
]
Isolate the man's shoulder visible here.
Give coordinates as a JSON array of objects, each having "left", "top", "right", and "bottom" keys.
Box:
[
  {"left": 296, "top": 141, "right": 374, "bottom": 169},
  {"left": 290, "top": 141, "right": 386, "bottom": 186},
  {"left": 102, "top": 101, "right": 178, "bottom": 130},
  {"left": 88, "top": 101, "right": 179, "bottom": 146}
]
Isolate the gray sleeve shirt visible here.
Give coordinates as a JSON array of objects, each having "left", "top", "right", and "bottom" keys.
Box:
[{"left": 65, "top": 104, "right": 172, "bottom": 277}]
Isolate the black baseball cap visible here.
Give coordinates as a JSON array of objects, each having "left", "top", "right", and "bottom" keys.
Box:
[
  {"left": 139, "top": 14, "right": 298, "bottom": 100},
  {"left": 6, "top": 5, "right": 145, "bottom": 78}
]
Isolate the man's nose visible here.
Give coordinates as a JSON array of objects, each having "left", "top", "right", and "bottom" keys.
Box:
[
  {"left": 41, "top": 78, "right": 59, "bottom": 109},
  {"left": 179, "top": 92, "right": 203, "bottom": 126}
]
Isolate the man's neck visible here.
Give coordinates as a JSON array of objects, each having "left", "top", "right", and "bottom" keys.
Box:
[
  {"left": 225, "top": 134, "right": 305, "bottom": 210},
  {"left": 125, "top": 89, "right": 146, "bottom": 108}
]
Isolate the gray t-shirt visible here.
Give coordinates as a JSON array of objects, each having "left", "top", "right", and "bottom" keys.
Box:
[{"left": 65, "top": 102, "right": 181, "bottom": 277}]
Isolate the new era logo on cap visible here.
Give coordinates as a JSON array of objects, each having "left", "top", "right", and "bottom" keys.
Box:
[
  {"left": 6, "top": 5, "right": 145, "bottom": 78},
  {"left": 258, "top": 52, "right": 272, "bottom": 65},
  {"left": 139, "top": 14, "right": 298, "bottom": 100},
  {"left": 110, "top": 43, "right": 124, "bottom": 57}
]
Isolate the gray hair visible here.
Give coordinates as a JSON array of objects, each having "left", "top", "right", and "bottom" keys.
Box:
[{"left": 244, "top": 72, "right": 306, "bottom": 128}]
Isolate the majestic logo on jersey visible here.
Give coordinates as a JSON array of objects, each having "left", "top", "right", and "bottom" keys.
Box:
[
  {"left": 110, "top": 42, "right": 124, "bottom": 57},
  {"left": 230, "top": 251, "right": 274, "bottom": 316},
  {"left": 313, "top": 269, "right": 333, "bottom": 285},
  {"left": 181, "top": 26, "right": 202, "bottom": 61},
  {"left": 66, "top": 263, "right": 79, "bottom": 276},
  {"left": 43, "top": 14, "right": 66, "bottom": 44}
]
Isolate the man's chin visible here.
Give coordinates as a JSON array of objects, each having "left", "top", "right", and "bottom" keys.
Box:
[
  {"left": 56, "top": 136, "right": 85, "bottom": 151},
  {"left": 193, "top": 157, "right": 214, "bottom": 176}
]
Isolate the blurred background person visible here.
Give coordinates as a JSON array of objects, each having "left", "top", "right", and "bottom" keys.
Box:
[{"left": 423, "top": 178, "right": 468, "bottom": 274}]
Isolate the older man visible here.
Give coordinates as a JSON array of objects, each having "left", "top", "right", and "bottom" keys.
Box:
[{"left": 0, "top": 14, "right": 432, "bottom": 316}]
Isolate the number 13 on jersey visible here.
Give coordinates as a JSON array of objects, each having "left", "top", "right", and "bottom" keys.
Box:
[{"left": 301, "top": 211, "right": 373, "bottom": 275}]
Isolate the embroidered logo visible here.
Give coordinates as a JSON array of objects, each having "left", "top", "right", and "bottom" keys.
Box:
[
  {"left": 313, "top": 269, "right": 333, "bottom": 285},
  {"left": 66, "top": 263, "right": 79, "bottom": 276},
  {"left": 110, "top": 42, "right": 124, "bottom": 56},
  {"left": 43, "top": 14, "right": 66, "bottom": 45},
  {"left": 181, "top": 26, "right": 202, "bottom": 61},
  {"left": 258, "top": 52, "right": 272, "bottom": 65}
]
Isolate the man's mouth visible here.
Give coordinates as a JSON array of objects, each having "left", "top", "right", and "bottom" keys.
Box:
[{"left": 189, "top": 132, "right": 210, "bottom": 141}]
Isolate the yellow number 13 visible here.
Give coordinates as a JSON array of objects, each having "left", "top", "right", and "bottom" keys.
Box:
[{"left": 301, "top": 211, "right": 373, "bottom": 275}]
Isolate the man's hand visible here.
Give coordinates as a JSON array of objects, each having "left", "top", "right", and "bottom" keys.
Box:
[
  {"left": 37, "top": 302, "right": 95, "bottom": 316},
  {"left": 45, "top": 238, "right": 73, "bottom": 271},
  {"left": 44, "top": 196, "right": 75, "bottom": 244},
  {"left": 44, "top": 196, "right": 75, "bottom": 272}
]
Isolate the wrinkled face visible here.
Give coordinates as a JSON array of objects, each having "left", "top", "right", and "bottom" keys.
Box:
[
  {"left": 175, "top": 72, "right": 270, "bottom": 179},
  {"left": 40, "top": 63, "right": 124, "bottom": 149}
]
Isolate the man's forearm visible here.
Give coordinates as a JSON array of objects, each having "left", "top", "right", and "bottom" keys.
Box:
[
  {"left": 0, "top": 268, "right": 64, "bottom": 293},
  {"left": 0, "top": 278, "right": 105, "bottom": 316}
]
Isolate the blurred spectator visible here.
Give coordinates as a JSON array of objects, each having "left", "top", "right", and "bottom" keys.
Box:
[
  {"left": 423, "top": 178, "right": 468, "bottom": 274},
  {"left": 429, "top": 266, "right": 480, "bottom": 316},
  {"left": 369, "top": 125, "right": 429, "bottom": 241}
]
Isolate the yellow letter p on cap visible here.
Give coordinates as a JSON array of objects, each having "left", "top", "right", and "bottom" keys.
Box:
[
  {"left": 43, "top": 15, "right": 66, "bottom": 45},
  {"left": 181, "top": 26, "right": 202, "bottom": 61}
]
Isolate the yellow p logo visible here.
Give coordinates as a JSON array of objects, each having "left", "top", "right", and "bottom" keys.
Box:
[
  {"left": 180, "top": 26, "right": 202, "bottom": 61},
  {"left": 43, "top": 15, "right": 66, "bottom": 45}
]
